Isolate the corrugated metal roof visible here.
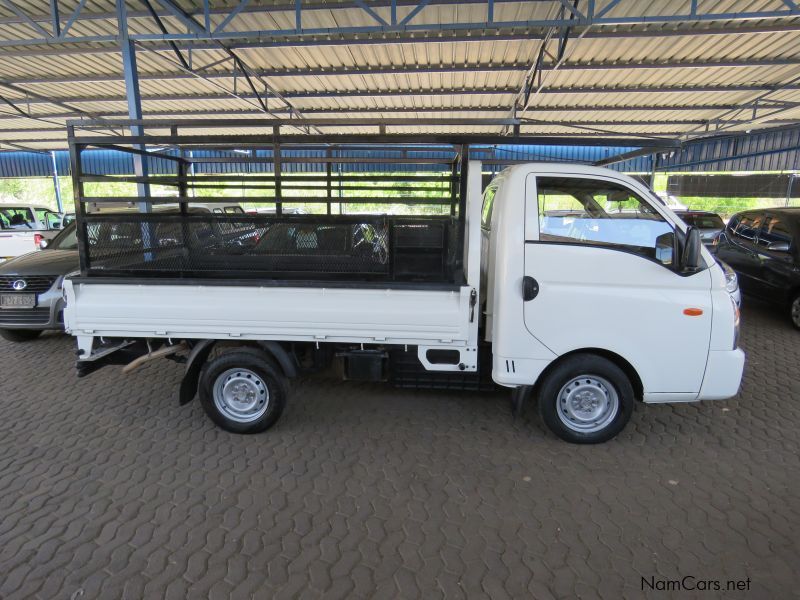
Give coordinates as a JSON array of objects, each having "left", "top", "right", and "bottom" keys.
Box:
[{"left": 0, "top": 0, "right": 799, "bottom": 171}]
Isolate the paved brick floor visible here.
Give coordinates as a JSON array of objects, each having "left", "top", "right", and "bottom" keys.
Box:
[{"left": 0, "top": 301, "right": 798, "bottom": 599}]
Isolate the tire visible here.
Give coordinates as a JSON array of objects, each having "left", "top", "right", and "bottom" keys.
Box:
[
  {"left": 0, "top": 328, "right": 42, "bottom": 343},
  {"left": 198, "top": 347, "right": 288, "bottom": 434},
  {"left": 791, "top": 293, "right": 800, "bottom": 331},
  {"left": 537, "top": 354, "right": 634, "bottom": 444}
]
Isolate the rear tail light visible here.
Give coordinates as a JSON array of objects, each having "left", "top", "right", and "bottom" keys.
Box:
[{"left": 34, "top": 233, "right": 47, "bottom": 249}]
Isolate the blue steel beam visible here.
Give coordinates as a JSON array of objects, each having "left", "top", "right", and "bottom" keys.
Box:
[
  {"left": 214, "top": 0, "right": 250, "bottom": 34},
  {"left": 115, "top": 0, "right": 150, "bottom": 209},
  {"left": 48, "top": 0, "right": 60, "bottom": 37},
  {"left": 59, "top": 0, "right": 87, "bottom": 38},
  {"left": 0, "top": 104, "right": 757, "bottom": 123},
  {"left": 6, "top": 117, "right": 792, "bottom": 139},
  {"left": 3, "top": 22, "right": 798, "bottom": 54},
  {"left": 0, "top": 0, "right": 799, "bottom": 48},
  {"left": 11, "top": 84, "right": 800, "bottom": 106},
  {"left": 8, "top": 58, "right": 800, "bottom": 86},
  {"left": 50, "top": 150, "right": 62, "bottom": 212}
]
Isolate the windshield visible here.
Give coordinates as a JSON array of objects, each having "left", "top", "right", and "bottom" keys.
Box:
[
  {"left": 682, "top": 213, "right": 724, "bottom": 229},
  {"left": 49, "top": 222, "right": 78, "bottom": 250}
]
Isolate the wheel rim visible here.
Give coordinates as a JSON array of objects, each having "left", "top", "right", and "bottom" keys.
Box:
[
  {"left": 792, "top": 297, "right": 800, "bottom": 328},
  {"left": 212, "top": 368, "right": 270, "bottom": 423},
  {"left": 556, "top": 374, "right": 619, "bottom": 434}
]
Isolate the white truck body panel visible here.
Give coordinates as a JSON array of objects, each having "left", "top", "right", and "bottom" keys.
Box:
[{"left": 66, "top": 283, "right": 474, "bottom": 346}]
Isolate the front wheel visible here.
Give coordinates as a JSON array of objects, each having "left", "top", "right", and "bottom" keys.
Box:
[
  {"left": 0, "top": 329, "right": 42, "bottom": 343},
  {"left": 537, "top": 354, "right": 634, "bottom": 444},
  {"left": 198, "top": 347, "right": 288, "bottom": 434},
  {"left": 791, "top": 293, "right": 800, "bottom": 330}
]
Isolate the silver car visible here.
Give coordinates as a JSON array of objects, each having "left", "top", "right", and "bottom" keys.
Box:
[{"left": 0, "top": 223, "right": 78, "bottom": 342}]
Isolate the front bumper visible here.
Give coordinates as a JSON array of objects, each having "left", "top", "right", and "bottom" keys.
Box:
[
  {"left": 0, "top": 289, "right": 65, "bottom": 330},
  {"left": 697, "top": 348, "right": 746, "bottom": 401}
]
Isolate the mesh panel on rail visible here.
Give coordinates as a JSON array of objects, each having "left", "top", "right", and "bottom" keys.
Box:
[{"left": 82, "top": 214, "right": 456, "bottom": 283}]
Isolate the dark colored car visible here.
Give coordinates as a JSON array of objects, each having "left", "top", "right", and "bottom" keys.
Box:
[
  {"left": 0, "top": 222, "right": 78, "bottom": 342},
  {"left": 714, "top": 208, "right": 800, "bottom": 329},
  {"left": 675, "top": 210, "right": 725, "bottom": 246}
]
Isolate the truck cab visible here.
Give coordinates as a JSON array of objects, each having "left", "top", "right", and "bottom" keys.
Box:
[{"left": 483, "top": 165, "right": 743, "bottom": 441}]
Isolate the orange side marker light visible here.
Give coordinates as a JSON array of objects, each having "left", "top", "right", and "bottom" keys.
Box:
[{"left": 683, "top": 308, "right": 704, "bottom": 317}]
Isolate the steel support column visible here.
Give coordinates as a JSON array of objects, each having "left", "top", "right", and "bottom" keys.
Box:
[
  {"left": 50, "top": 150, "right": 63, "bottom": 212},
  {"left": 649, "top": 153, "right": 658, "bottom": 188},
  {"left": 116, "top": 0, "right": 150, "bottom": 212}
]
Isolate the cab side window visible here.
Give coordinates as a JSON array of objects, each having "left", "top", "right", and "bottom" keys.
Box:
[{"left": 536, "top": 177, "right": 673, "bottom": 263}]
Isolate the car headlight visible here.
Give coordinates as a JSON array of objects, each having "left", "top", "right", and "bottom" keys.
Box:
[{"left": 719, "top": 260, "right": 738, "bottom": 294}]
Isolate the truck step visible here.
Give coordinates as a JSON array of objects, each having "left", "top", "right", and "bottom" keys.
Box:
[{"left": 388, "top": 346, "right": 495, "bottom": 392}]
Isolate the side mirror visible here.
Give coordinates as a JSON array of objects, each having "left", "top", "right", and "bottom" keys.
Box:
[
  {"left": 655, "top": 231, "right": 675, "bottom": 266},
  {"left": 767, "top": 240, "right": 790, "bottom": 253},
  {"left": 680, "top": 226, "right": 703, "bottom": 273}
]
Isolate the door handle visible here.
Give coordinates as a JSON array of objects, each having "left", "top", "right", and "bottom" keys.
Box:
[{"left": 522, "top": 276, "right": 539, "bottom": 301}]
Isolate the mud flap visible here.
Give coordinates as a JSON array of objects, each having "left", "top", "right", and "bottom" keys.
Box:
[
  {"left": 179, "top": 340, "right": 215, "bottom": 405},
  {"left": 511, "top": 385, "right": 532, "bottom": 417}
]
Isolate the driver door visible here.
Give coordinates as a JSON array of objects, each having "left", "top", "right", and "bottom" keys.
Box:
[{"left": 522, "top": 174, "right": 712, "bottom": 395}]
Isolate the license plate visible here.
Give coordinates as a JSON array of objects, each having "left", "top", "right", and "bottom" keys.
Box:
[{"left": 0, "top": 294, "right": 36, "bottom": 309}]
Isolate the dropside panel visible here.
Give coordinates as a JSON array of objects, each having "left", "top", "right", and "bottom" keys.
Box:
[{"left": 64, "top": 281, "right": 474, "bottom": 347}]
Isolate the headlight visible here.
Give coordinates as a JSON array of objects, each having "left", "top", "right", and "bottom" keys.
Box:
[{"left": 719, "top": 260, "right": 738, "bottom": 294}]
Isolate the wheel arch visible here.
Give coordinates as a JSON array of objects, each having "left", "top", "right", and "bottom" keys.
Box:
[
  {"left": 533, "top": 347, "right": 644, "bottom": 402},
  {"left": 179, "top": 339, "right": 297, "bottom": 405}
]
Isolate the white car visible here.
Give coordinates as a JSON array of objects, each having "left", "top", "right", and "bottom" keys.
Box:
[{"left": 0, "top": 204, "right": 64, "bottom": 261}]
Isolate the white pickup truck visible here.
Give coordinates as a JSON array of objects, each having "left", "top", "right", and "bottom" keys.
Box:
[
  {"left": 64, "top": 159, "right": 745, "bottom": 444},
  {"left": 0, "top": 204, "right": 64, "bottom": 260}
]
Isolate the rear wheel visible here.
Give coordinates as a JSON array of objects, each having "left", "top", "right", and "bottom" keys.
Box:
[
  {"left": 791, "top": 293, "right": 800, "bottom": 330},
  {"left": 538, "top": 354, "right": 634, "bottom": 444},
  {"left": 0, "top": 329, "right": 42, "bottom": 343},
  {"left": 198, "top": 347, "right": 288, "bottom": 434}
]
